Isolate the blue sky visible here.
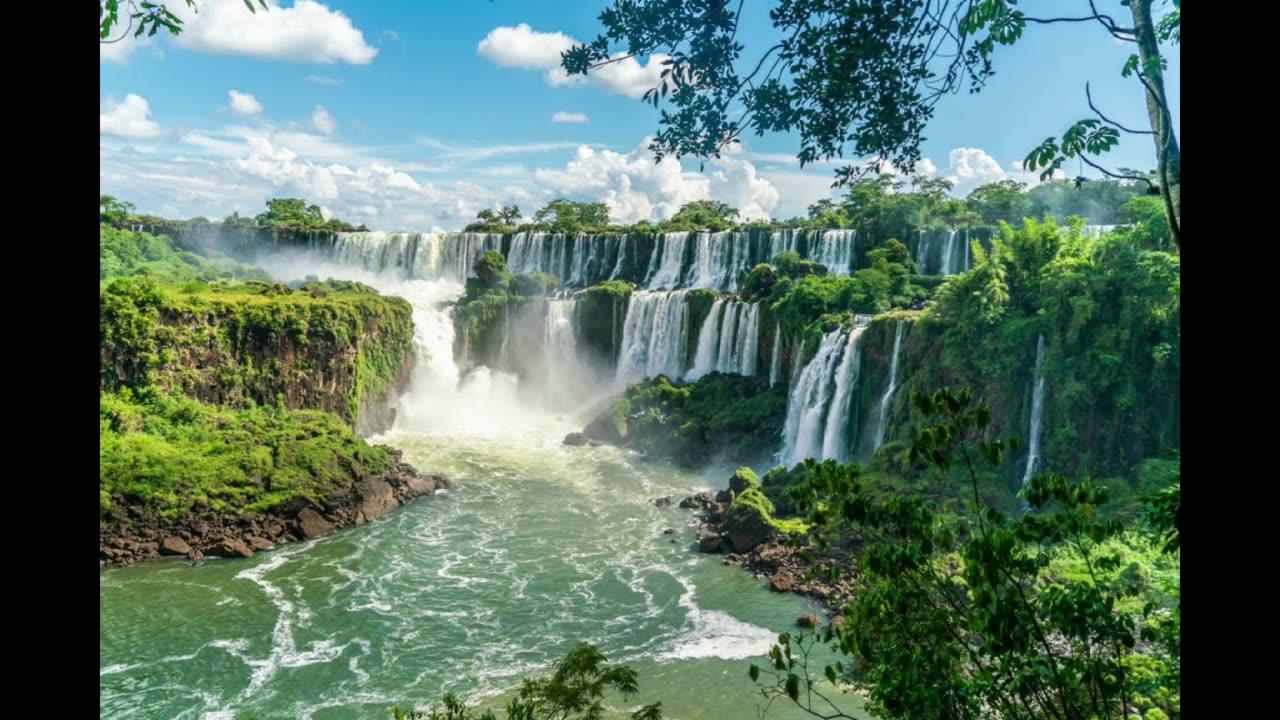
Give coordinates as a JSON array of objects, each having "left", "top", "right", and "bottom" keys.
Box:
[{"left": 100, "top": 0, "right": 1180, "bottom": 230}]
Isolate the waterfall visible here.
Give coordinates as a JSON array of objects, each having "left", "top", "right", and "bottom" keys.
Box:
[
  {"left": 940, "top": 229, "right": 959, "bottom": 275},
  {"left": 769, "top": 229, "right": 801, "bottom": 260},
  {"left": 808, "top": 229, "right": 856, "bottom": 275},
  {"left": 768, "top": 322, "right": 782, "bottom": 387},
  {"left": 870, "top": 321, "right": 905, "bottom": 455},
  {"left": 690, "top": 300, "right": 726, "bottom": 379},
  {"left": 688, "top": 299, "right": 763, "bottom": 380},
  {"left": 648, "top": 232, "right": 691, "bottom": 289},
  {"left": 915, "top": 230, "right": 929, "bottom": 275},
  {"left": 819, "top": 325, "right": 868, "bottom": 462},
  {"left": 963, "top": 228, "right": 971, "bottom": 272},
  {"left": 615, "top": 290, "right": 692, "bottom": 384},
  {"left": 609, "top": 234, "right": 628, "bottom": 279},
  {"left": 780, "top": 320, "right": 870, "bottom": 466},
  {"left": 1020, "top": 335, "right": 1047, "bottom": 497}
]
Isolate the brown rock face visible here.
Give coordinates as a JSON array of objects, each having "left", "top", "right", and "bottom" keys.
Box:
[
  {"left": 724, "top": 512, "right": 773, "bottom": 553},
  {"left": 360, "top": 478, "right": 399, "bottom": 522},
  {"left": 297, "top": 508, "right": 336, "bottom": 540},
  {"left": 796, "top": 613, "right": 820, "bottom": 629},
  {"left": 219, "top": 538, "right": 255, "bottom": 559},
  {"left": 160, "top": 536, "right": 192, "bottom": 556},
  {"left": 698, "top": 534, "right": 723, "bottom": 553}
]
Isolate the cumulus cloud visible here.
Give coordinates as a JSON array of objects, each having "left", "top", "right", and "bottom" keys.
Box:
[
  {"left": 941, "top": 147, "right": 1063, "bottom": 195},
  {"left": 100, "top": 94, "right": 164, "bottom": 139},
  {"left": 101, "top": 0, "right": 377, "bottom": 65},
  {"left": 534, "top": 140, "right": 778, "bottom": 224},
  {"left": 312, "top": 106, "right": 337, "bottom": 135},
  {"left": 551, "top": 111, "right": 589, "bottom": 124},
  {"left": 477, "top": 24, "right": 575, "bottom": 68},
  {"left": 478, "top": 24, "right": 668, "bottom": 99},
  {"left": 227, "top": 90, "right": 264, "bottom": 116}
]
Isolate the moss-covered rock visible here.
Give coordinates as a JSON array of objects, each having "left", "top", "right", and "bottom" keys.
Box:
[
  {"left": 729, "top": 467, "right": 761, "bottom": 496},
  {"left": 724, "top": 488, "right": 777, "bottom": 552},
  {"left": 99, "top": 275, "right": 414, "bottom": 434}
]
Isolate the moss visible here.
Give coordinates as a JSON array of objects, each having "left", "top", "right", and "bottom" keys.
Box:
[
  {"left": 727, "top": 487, "right": 775, "bottom": 524},
  {"left": 730, "top": 467, "right": 761, "bottom": 495},
  {"left": 100, "top": 389, "right": 400, "bottom": 524},
  {"left": 99, "top": 275, "right": 414, "bottom": 428}
]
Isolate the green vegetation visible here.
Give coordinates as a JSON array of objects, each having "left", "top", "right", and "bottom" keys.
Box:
[
  {"left": 586, "top": 373, "right": 788, "bottom": 465},
  {"left": 464, "top": 205, "right": 523, "bottom": 233},
  {"left": 100, "top": 387, "right": 397, "bottom": 522},
  {"left": 531, "top": 198, "right": 612, "bottom": 233},
  {"left": 455, "top": 252, "right": 570, "bottom": 367},
  {"left": 254, "top": 197, "right": 363, "bottom": 232},
  {"left": 100, "top": 224, "right": 269, "bottom": 283},
  {"left": 659, "top": 200, "right": 739, "bottom": 232},
  {"left": 100, "top": 273, "right": 414, "bottom": 427},
  {"left": 749, "top": 388, "right": 1180, "bottom": 720}
]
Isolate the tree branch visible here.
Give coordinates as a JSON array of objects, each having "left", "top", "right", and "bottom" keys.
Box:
[{"left": 1086, "top": 82, "right": 1154, "bottom": 135}]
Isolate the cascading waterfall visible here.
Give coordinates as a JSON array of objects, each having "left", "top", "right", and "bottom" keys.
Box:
[
  {"left": 688, "top": 300, "right": 762, "bottom": 380},
  {"left": 1020, "top": 335, "right": 1047, "bottom": 496},
  {"left": 963, "top": 228, "right": 971, "bottom": 272},
  {"left": 780, "top": 320, "right": 869, "bottom": 466},
  {"left": 328, "top": 232, "right": 444, "bottom": 280},
  {"left": 769, "top": 229, "right": 802, "bottom": 259},
  {"left": 768, "top": 322, "right": 782, "bottom": 387},
  {"left": 915, "top": 229, "right": 930, "bottom": 275},
  {"left": 940, "top": 229, "right": 959, "bottom": 276},
  {"left": 649, "top": 232, "right": 692, "bottom": 289},
  {"left": 869, "top": 321, "right": 905, "bottom": 454},
  {"left": 818, "top": 326, "right": 868, "bottom": 462},
  {"left": 808, "top": 229, "right": 856, "bottom": 275},
  {"left": 615, "top": 290, "right": 692, "bottom": 384}
]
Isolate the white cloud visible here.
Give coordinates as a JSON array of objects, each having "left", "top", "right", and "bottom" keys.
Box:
[
  {"left": 534, "top": 139, "right": 779, "bottom": 224},
  {"left": 477, "top": 23, "right": 575, "bottom": 68},
  {"left": 312, "top": 105, "right": 337, "bottom": 135},
  {"left": 478, "top": 24, "right": 668, "bottom": 99},
  {"left": 100, "top": 94, "right": 164, "bottom": 139},
  {"left": 415, "top": 136, "right": 583, "bottom": 162},
  {"left": 551, "top": 111, "right": 589, "bottom": 124},
  {"left": 942, "top": 147, "right": 1063, "bottom": 195},
  {"left": 227, "top": 90, "right": 264, "bottom": 116},
  {"left": 303, "top": 74, "right": 344, "bottom": 85},
  {"left": 100, "top": 0, "right": 378, "bottom": 65}
]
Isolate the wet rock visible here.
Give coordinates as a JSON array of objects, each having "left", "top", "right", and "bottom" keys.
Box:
[
  {"left": 663, "top": 528, "right": 676, "bottom": 535},
  {"left": 653, "top": 496, "right": 674, "bottom": 507},
  {"left": 297, "top": 508, "right": 336, "bottom": 540},
  {"left": 247, "top": 536, "right": 274, "bottom": 551},
  {"left": 796, "top": 613, "right": 821, "bottom": 629},
  {"left": 678, "top": 492, "right": 716, "bottom": 510},
  {"left": 219, "top": 538, "right": 255, "bottom": 559},
  {"left": 715, "top": 488, "right": 734, "bottom": 504},
  {"left": 360, "top": 478, "right": 399, "bottom": 521},
  {"left": 563, "top": 432, "right": 589, "bottom": 447},
  {"left": 698, "top": 534, "right": 723, "bottom": 553},
  {"left": 159, "top": 536, "right": 191, "bottom": 556}
]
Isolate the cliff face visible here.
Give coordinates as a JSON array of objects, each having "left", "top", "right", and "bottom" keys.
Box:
[{"left": 100, "top": 277, "right": 414, "bottom": 436}]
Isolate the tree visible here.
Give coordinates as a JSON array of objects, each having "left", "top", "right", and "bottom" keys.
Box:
[
  {"left": 562, "top": 0, "right": 1180, "bottom": 247},
  {"left": 533, "top": 199, "right": 611, "bottom": 232},
  {"left": 498, "top": 205, "right": 522, "bottom": 226},
  {"left": 661, "top": 200, "right": 740, "bottom": 231},
  {"left": 750, "top": 388, "right": 1180, "bottom": 720},
  {"left": 966, "top": 180, "right": 1030, "bottom": 224},
  {"left": 100, "top": 1, "right": 265, "bottom": 44},
  {"left": 100, "top": 195, "right": 136, "bottom": 225}
]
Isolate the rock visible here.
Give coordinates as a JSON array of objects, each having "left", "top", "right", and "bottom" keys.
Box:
[
  {"left": 247, "top": 536, "right": 274, "bottom": 551},
  {"left": 583, "top": 398, "right": 630, "bottom": 444},
  {"left": 188, "top": 548, "right": 205, "bottom": 565},
  {"left": 159, "top": 536, "right": 191, "bottom": 556},
  {"left": 663, "top": 528, "right": 676, "bottom": 535},
  {"left": 219, "top": 538, "right": 255, "bottom": 559},
  {"left": 653, "top": 496, "right": 673, "bottom": 507},
  {"left": 678, "top": 492, "right": 716, "bottom": 510},
  {"left": 796, "top": 613, "right": 821, "bottom": 629},
  {"left": 360, "top": 478, "right": 399, "bottom": 521},
  {"left": 404, "top": 474, "right": 437, "bottom": 495},
  {"left": 698, "top": 534, "right": 723, "bottom": 553},
  {"left": 723, "top": 489, "right": 776, "bottom": 553},
  {"left": 715, "top": 488, "right": 734, "bottom": 504},
  {"left": 297, "top": 508, "right": 336, "bottom": 540},
  {"left": 563, "top": 432, "right": 589, "bottom": 447},
  {"left": 770, "top": 570, "right": 798, "bottom": 593}
]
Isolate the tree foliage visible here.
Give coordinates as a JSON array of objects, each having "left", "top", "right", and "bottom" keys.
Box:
[
  {"left": 100, "top": 0, "right": 265, "bottom": 43},
  {"left": 253, "top": 198, "right": 361, "bottom": 232},
  {"left": 660, "top": 200, "right": 739, "bottom": 231},
  {"left": 750, "top": 387, "right": 1180, "bottom": 720},
  {"left": 563, "top": 0, "right": 1180, "bottom": 245},
  {"left": 532, "top": 199, "right": 612, "bottom": 233}
]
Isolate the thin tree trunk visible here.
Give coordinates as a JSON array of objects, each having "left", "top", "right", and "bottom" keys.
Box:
[{"left": 1130, "top": 0, "right": 1180, "bottom": 249}]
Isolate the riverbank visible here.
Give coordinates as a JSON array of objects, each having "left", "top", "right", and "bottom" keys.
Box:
[{"left": 100, "top": 463, "right": 448, "bottom": 567}]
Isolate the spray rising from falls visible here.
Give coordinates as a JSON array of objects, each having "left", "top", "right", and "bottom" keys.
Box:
[
  {"left": 870, "top": 321, "right": 906, "bottom": 454},
  {"left": 1020, "top": 335, "right": 1047, "bottom": 495},
  {"left": 779, "top": 319, "right": 869, "bottom": 466}
]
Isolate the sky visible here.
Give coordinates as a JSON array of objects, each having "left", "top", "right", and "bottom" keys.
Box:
[{"left": 99, "top": 0, "right": 1181, "bottom": 231}]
